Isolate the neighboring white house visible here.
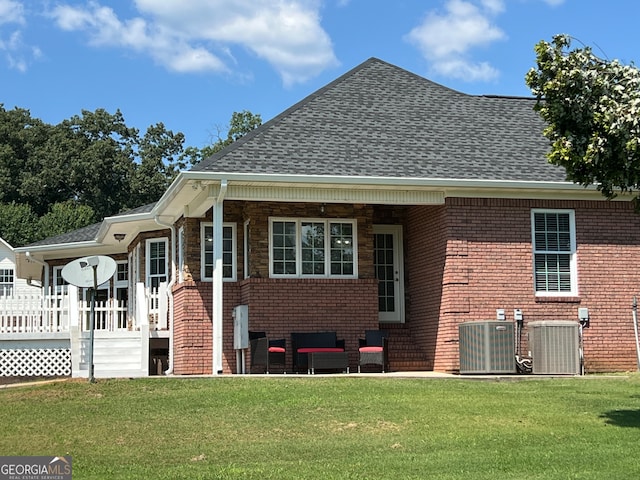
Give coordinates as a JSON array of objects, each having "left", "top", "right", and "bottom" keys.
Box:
[{"left": 0, "top": 238, "right": 37, "bottom": 298}]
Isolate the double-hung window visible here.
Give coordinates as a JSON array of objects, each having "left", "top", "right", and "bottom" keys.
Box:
[
  {"left": 0, "top": 268, "right": 14, "bottom": 296},
  {"left": 147, "top": 238, "right": 168, "bottom": 290},
  {"left": 201, "top": 223, "right": 236, "bottom": 281},
  {"left": 531, "top": 209, "right": 577, "bottom": 296},
  {"left": 270, "top": 218, "right": 357, "bottom": 278}
]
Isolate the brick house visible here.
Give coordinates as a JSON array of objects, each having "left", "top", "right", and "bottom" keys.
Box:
[{"left": 9, "top": 58, "right": 640, "bottom": 377}]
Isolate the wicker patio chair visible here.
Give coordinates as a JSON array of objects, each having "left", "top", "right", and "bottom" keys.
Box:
[
  {"left": 249, "top": 331, "right": 286, "bottom": 374},
  {"left": 358, "top": 330, "right": 389, "bottom": 373}
]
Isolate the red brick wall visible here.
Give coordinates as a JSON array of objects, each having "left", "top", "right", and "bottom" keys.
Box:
[
  {"left": 406, "top": 205, "right": 447, "bottom": 369},
  {"left": 239, "top": 277, "right": 379, "bottom": 370},
  {"left": 171, "top": 196, "right": 640, "bottom": 374},
  {"left": 171, "top": 277, "right": 377, "bottom": 374},
  {"left": 172, "top": 281, "right": 212, "bottom": 374},
  {"left": 407, "top": 198, "right": 640, "bottom": 373}
]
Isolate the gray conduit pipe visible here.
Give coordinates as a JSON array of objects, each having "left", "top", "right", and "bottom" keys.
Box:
[{"left": 155, "top": 216, "right": 176, "bottom": 375}]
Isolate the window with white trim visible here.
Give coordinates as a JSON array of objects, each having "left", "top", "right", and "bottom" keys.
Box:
[
  {"left": 115, "top": 261, "right": 128, "bottom": 329},
  {"left": 146, "top": 238, "right": 168, "bottom": 290},
  {"left": 116, "top": 261, "right": 128, "bottom": 283},
  {"left": 531, "top": 209, "right": 577, "bottom": 295},
  {"left": 270, "top": 218, "right": 357, "bottom": 278},
  {"left": 201, "top": 223, "right": 236, "bottom": 281},
  {"left": 0, "top": 268, "right": 14, "bottom": 296},
  {"left": 53, "top": 266, "right": 68, "bottom": 295}
]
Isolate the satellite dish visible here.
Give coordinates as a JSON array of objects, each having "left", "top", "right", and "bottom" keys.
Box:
[{"left": 61, "top": 256, "right": 117, "bottom": 288}]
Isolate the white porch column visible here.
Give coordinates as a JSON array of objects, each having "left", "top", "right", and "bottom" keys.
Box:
[{"left": 212, "top": 180, "right": 227, "bottom": 374}]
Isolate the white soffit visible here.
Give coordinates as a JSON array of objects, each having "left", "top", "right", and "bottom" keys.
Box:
[{"left": 222, "top": 184, "right": 445, "bottom": 205}]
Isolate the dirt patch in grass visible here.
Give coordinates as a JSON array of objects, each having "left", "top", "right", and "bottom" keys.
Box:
[{"left": 0, "top": 376, "right": 69, "bottom": 386}]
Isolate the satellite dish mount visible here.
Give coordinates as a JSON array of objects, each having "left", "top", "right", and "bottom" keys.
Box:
[{"left": 62, "top": 256, "right": 117, "bottom": 383}]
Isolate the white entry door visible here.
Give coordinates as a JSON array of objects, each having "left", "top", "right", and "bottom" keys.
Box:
[{"left": 374, "top": 225, "right": 405, "bottom": 323}]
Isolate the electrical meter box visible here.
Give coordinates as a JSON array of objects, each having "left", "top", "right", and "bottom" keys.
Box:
[{"left": 233, "top": 305, "right": 249, "bottom": 349}]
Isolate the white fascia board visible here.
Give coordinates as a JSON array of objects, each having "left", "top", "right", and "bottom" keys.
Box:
[
  {"left": 95, "top": 212, "right": 157, "bottom": 242},
  {"left": 13, "top": 241, "right": 98, "bottom": 254},
  {"left": 178, "top": 171, "right": 587, "bottom": 192},
  {"left": 0, "top": 237, "right": 13, "bottom": 251}
]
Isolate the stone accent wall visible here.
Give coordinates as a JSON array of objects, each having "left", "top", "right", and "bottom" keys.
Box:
[{"left": 242, "top": 202, "right": 375, "bottom": 279}]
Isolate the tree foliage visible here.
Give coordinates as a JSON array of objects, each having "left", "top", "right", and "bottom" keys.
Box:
[
  {"left": 38, "top": 201, "right": 97, "bottom": 240},
  {"left": 0, "top": 202, "right": 40, "bottom": 247},
  {"left": 209, "top": 109, "right": 262, "bottom": 155},
  {"left": 0, "top": 106, "right": 260, "bottom": 246},
  {"left": 188, "top": 110, "right": 262, "bottom": 163},
  {"left": 526, "top": 34, "right": 640, "bottom": 204}
]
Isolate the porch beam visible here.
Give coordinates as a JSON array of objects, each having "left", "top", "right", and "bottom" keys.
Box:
[{"left": 185, "top": 184, "right": 217, "bottom": 218}]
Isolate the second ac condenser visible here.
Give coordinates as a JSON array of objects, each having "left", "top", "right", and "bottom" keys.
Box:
[
  {"left": 529, "top": 321, "right": 580, "bottom": 375},
  {"left": 459, "top": 321, "right": 515, "bottom": 374}
]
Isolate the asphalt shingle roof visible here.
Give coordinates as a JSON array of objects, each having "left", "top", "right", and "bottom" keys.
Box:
[
  {"left": 193, "top": 57, "right": 566, "bottom": 183},
  {"left": 23, "top": 203, "right": 156, "bottom": 247},
  {"left": 26, "top": 222, "right": 103, "bottom": 247}
]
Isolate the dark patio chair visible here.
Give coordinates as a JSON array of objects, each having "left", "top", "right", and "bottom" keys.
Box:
[
  {"left": 358, "top": 330, "right": 389, "bottom": 373},
  {"left": 249, "top": 331, "right": 286, "bottom": 373}
]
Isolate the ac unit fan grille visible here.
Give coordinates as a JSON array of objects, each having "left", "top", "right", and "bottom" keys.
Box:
[
  {"left": 530, "top": 321, "right": 579, "bottom": 375},
  {"left": 459, "top": 321, "right": 515, "bottom": 374}
]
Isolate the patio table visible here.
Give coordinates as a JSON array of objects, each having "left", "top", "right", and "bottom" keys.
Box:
[{"left": 307, "top": 351, "right": 349, "bottom": 374}]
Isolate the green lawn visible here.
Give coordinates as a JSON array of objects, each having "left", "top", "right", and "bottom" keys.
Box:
[{"left": 1, "top": 375, "right": 639, "bottom": 479}]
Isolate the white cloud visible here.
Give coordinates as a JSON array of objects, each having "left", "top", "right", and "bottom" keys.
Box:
[
  {"left": 405, "top": 0, "right": 506, "bottom": 82},
  {"left": 0, "top": 0, "right": 24, "bottom": 25},
  {"left": 431, "top": 58, "right": 499, "bottom": 81},
  {"left": 49, "top": 0, "right": 338, "bottom": 86},
  {"left": 0, "top": 0, "right": 39, "bottom": 72}
]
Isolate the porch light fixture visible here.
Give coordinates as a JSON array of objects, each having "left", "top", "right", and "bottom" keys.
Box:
[{"left": 113, "top": 233, "right": 126, "bottom": 242}]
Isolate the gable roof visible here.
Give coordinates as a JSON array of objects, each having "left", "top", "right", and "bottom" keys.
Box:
[{"left": 193, "top": 57, "right": 565, "bottom": 183}]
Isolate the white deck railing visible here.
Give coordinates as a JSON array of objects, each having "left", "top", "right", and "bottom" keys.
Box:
[
  {"left": 79, "top": 298, "right": 129, "bottom": 331},
  {"left": 0, "top": 283, "right": 168, "bottom": 334},
  {"left": 0, "top": 290, "right": 70, "bottom": 333}
]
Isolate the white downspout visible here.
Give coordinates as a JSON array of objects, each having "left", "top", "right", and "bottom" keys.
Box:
[
  {"left": 25, "top": 252, "right": 49, "bottom": 292},
  {"left": 212, "top": 179, "right": 228, "bottom": 375},
  {"left": 155, "top": 216, "right": 177, "bottom": 375}
]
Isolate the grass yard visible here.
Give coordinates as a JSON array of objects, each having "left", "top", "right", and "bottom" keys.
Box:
[{"left": 1, "top": 375, "right": 639, "bottom": 479}]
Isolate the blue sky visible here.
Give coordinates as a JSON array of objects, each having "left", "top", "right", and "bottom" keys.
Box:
[{"left": 1, "top": 0, "right": 639, "bottom": 150}]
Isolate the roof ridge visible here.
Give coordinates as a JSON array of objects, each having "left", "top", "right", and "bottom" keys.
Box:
[{"left": 192, "top": 58, "right": 395, "bottom": 170}]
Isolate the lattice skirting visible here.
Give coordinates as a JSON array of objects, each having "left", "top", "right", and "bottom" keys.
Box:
[{"left": 0, "top": 348, "right": 71, "bottom": 377}]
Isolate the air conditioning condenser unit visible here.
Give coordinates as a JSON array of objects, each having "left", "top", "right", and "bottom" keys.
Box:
[
  {"left": 459, "top": 321, "right": 515, "bottom": 374},
  {"left": 529, "top": 321, "right": 580, "bottom": 375}
]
